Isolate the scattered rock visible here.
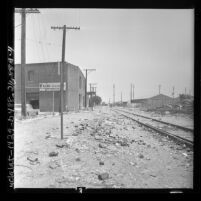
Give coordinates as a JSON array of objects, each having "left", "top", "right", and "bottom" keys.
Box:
[
  {"left": 27, "top": 156, "right": 40, "bottom": 165},
  {"left": 27, "top": 156, "right": 38, "bottom": 162},
  {"left": 182, "top": 153, "right": 188, "bottom": 157},
  {"left": 99, "top": 161, "right": 104, "bottom": 165},
  {"left": 75, "top": 148, "right": 80, "bottom": 153},
  {"left": 147, "top": 144, "right": 151, "bottom": 148},
  {"left": 45, "top": 135, "right": 51, "bottom": 139},
  {"left": 129, "top": 162, "right": 137, "bottom": 166},
  {"left": 95, "top": 135, "right": 102, "bottom": 140},
  {"left": 99, "top": 143, "right": 107, "bottom": 148},
  {"left": 55, "top": 176, "right": 67, "bottom": 183},
  {"left": 150, "top": 174, "right": 157, "bottom": 177},
  {"left": 66, "top": 136, "right": 76, "bottom": 147},
  {"left": 56, "top": 141, "right": 68, "bottom": 148},
  {"left": 119, "top": 138, "right": 129, "bottom": 146},
  {"left": 72, "top": 132, "right": 79, "bottom": 136},
  {"left": 49, "top": 161, "right": 60, "bottom": 169},
  {"left": 138, "top": 154, "right": 144, "bottom": 159},
  {"left": 76, "top": 157, "right": 81, "bottom": 162},
  {"left": 176, "top": 146, "right": 183, "bottom": 150},
  {"left": 49, "top": 151, "right": 58, "bottom": 157},
  {"left": 98, "top": 173, "right": 109, "bottom": 180}
]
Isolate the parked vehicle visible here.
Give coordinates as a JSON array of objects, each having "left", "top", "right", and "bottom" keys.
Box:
[{"left": 15, "top": 104, "right": 39, "bottom": 116}]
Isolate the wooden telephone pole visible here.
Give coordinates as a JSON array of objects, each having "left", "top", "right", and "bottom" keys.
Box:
[
  {"left": 15, "top": 8, "right": 40, "bottom": 117},
  {"left": 132, "top": 84, "right": 135, "bottom": 101},
  {"left": 51, "top": 25, "right": 80, "bottom": 139},
  {"left": 159, "top": 84, "right": 161, "bottom": 95},
  {"left": 113, "top": 84, "right": 115, "bottom": 105},
  {"left": 83, "top": 69, "right": 96, "bottom": 108}
]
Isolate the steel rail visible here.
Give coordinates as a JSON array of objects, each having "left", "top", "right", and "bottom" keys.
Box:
[
  {"left": 112, "top": 109, "right": 193, "bottom": 149},
  {"left": 116, "top": 108, "right": 193, "bottom": 133}
]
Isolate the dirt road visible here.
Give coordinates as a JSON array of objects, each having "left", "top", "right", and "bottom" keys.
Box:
[{"left": 14, "top": 106, "right": 193, "bottom": 188}]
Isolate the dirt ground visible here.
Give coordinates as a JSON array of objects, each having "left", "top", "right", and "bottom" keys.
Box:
[{"left": 14, "top": 106, "right": 193, "bottom": 189}]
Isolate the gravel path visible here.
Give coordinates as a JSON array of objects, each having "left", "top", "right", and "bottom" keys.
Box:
[{"left": 14, "top": 107, "right": 193, "bottom": 188}]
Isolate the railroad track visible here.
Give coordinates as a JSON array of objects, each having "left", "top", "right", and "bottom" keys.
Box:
[
  {"left": 117, "top": 108, "right": 193, "bottom": 132},
  {"left": 112, "top": 108, "right": 193, "bottom": 149}
]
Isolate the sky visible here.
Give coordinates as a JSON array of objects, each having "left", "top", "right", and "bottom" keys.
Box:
[{"left": 14, "top": 9, "right": 194, "bottom": 103}]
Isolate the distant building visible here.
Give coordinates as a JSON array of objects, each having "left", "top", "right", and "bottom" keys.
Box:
[
  {"left": 146, "top": 94, "right": 174, "bottom": 109},
  {"left": 15, "top": 62, "right": 86, "bottom": 112}
]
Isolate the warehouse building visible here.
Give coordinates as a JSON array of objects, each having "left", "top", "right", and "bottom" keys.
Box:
[
  {"left": 146, "top": 94, "right": 174, "bottom": 109},
  {"left": 15, "top": 62, "right": 86, "bottom": 112}
]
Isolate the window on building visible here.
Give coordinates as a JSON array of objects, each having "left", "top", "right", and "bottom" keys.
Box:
[
  {"left": 79, "top": 76, "right": 82, "bottom": 89},
  {"left": 28, "top": 71, "right": 34, "bottom": 81}
]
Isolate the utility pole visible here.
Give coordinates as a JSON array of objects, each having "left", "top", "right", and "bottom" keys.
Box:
[
  {"left": 185, "top": 88, "right": 187, "bottom": 95},
  {"left": 113, "top": 84, "right": 115, "bottom": 105},
  {"left": 83, "top": 69, "right": 96, "bottom": 108},
  {"left": 89, "top": 83, "right": 97, "bottom": 109},
  {"left": 159, "top": 85, "right": 161, "bottom": 95},
  {"left": 15, "top": 8, "right": 40, "bottom": 117},
  {"left": 131, "top": 84, "right": 133, "bottom": 103},
  {"left": 51, "top": 25, "right": 80, "bottom": 140},
  {"left": 121, "top": 92, "right": 122, "bottom": 104},
  {"left": 132, "top": 84, "right": 135, "bottom": 100},
  {"left": 172, "top": 86, "right": 175, "bottom": 98},
  {"left": 93, "top": 86, "right": 97, "bottom": 96}
]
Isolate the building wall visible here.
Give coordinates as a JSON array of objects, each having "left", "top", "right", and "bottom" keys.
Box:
[
  {"left": 146, "top": 96, "right": 173, "bottom": 109},
  {"left": 66, "top": 63, "right": 85, "bottom": 111},
  {"left": 15, "top": 62, "right": 85, "bottom": 112}
]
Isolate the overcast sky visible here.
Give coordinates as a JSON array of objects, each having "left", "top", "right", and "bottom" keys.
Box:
[{"left": 15, "top": 9, "right": 194, "bottom": 103}]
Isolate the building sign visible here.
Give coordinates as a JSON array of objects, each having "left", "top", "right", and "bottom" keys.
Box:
[{"left": 39, "top": 82, "right": 66, "bottom": 91}]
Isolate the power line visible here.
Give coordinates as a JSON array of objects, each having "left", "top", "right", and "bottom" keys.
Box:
[
  {"left": 31, "top": 15, "right": 41, "bottom": 62},
  {"left": 36, "top": 15, "right": 46, "bottom": 61},
  {"left": 16, "top": 37, "right": 61, "bottom": 47}
]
